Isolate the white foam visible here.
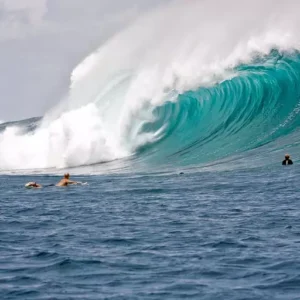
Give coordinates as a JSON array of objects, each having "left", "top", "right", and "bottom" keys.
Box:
[{"left": 1, "top": 0, "right": 300, "bottom": 170}]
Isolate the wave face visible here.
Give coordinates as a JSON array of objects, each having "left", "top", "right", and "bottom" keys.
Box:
[
  {"left": 139, "top": 51, "right": 300, "bottom": 167},
  {"left": 2, "top": 0, "right": 300, "bottom": 172}
]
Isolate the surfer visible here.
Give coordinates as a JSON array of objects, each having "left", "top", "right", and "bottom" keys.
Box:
[
  {"left": 56, "top": 173, "right": 80, "bottom": 187},
  {"left": 25, "top": 182, "right": 42, "bottom": 188},
  {"left": 282, "top": 154, "right": 293, "bottom": 165}
]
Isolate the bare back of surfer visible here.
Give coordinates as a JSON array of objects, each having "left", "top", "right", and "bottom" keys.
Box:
[{"left": 56, "top": 173, "right": 78, "bottom": 187}]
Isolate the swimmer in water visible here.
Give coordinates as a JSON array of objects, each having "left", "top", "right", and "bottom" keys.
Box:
[
  {"left": 56, "top": 173, "right": 79, "bottom": 187},
  {"left": 282, "top": 154, "right": 293, "bottom": 165},
  {"left": 25, "top": 182, "right": 42, "bottom": 188}
]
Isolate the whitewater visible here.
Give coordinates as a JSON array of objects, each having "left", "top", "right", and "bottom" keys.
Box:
[{"left": 1, "top": 0, "right": 300, "bottom": 172}]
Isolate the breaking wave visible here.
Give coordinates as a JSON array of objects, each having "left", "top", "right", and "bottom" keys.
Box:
[{"left": 1, "top": 0, "right": 300, "bottom": 172}]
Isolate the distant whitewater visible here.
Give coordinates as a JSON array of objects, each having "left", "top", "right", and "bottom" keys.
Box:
[{"left": 1, "top": 0, "right": 300, "bottom": 172}]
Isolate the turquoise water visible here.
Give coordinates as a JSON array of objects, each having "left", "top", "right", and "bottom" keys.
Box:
[{"left": 138, "top": 51, "right": 300, "bottom": 167}]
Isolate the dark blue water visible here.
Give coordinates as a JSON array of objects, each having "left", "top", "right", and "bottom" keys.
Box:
[{"left": 1, "top": 166, "right": 300, "bottom": 299}]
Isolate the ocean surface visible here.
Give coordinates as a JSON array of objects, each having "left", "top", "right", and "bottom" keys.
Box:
[
  {"left": 1, "top": 166, "right": 300, "bottom": 300},
  {"left": 2, "top": 1, "right": 300, "bottom": 298}
]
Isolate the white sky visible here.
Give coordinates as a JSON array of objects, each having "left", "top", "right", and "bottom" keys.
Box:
[{"left": 0, "top": 0, "right": 167, "bottom": 121}]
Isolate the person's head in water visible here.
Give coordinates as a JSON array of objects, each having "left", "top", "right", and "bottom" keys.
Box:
[
  {"left": 64, "top": 173, "right": 70, "bottom": 179},
  {"left": 282, "top": 154, "right": 293, "bottom": 165}
]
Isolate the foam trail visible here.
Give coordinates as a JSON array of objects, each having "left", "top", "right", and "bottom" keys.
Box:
[{"left": 1, "top": 0, "right": 300, "bottom": 171}]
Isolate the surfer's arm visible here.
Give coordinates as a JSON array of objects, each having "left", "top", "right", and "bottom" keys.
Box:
[
  {"left": 67, "top": 180, "right": 78, "bottom": 185},
  {"left": 69, "top": 180, "right": 87, "bottom": 185}
]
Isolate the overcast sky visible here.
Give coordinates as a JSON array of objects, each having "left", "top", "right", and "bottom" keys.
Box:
[{"left": 0, "top": 0, "right": 167, "bottom": 121}]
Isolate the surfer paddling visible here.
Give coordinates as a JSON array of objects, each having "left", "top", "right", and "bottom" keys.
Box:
[
  {"left": 56, "top": 173, "right": 79, "bottom": 187},
  {"left": 25, "top": 173, "right": 86, "bottom": 188},
  {"left": 25, "top": 182, "right": 42, "bottom": 188}
]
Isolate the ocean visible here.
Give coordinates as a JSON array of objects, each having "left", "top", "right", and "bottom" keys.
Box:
[
  {"left": 1, "top": 167, "right": 300, "bottom": 299},
  {"left": 1, "top": 0, "right": 300, "bottom": 298}
]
